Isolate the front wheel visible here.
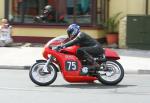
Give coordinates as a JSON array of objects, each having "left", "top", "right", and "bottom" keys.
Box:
[
  {"left": 29, "top": 61, "right": 57, "bottom": 86},
  {"left": 97, "top": 60, "right": 124, "bottom": 85}
]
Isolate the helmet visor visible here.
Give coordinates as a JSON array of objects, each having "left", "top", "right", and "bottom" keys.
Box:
[{"left": 67, "top": 28, "right": 74, "bottom": 36}]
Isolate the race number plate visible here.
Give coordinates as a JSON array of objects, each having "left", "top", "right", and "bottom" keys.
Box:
[{"left": 65, "top": 61, "right": 78, "bottom": 71}]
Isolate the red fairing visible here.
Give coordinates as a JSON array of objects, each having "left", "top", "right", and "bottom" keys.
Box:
[
  {"left": 105, "top": 48, "right": 120, "bottom": 60},
  {"left": 43, "top": 46, "right": 97, "bottom": 83},
  {"left": 61, "top": 45, "right": 80, "bottom": 55}
]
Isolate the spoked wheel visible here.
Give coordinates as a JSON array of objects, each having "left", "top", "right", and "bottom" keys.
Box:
[
  {"left": 29, "top": 61, "right": 57, "bottom": 86},
  {"left": 97, "top": 60, "right": 124, "bottom": 85}
]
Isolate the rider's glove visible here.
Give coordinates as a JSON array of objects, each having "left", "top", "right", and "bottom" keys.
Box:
[{"left": 54, "top": 45, "right": 65, "bottom": 51}]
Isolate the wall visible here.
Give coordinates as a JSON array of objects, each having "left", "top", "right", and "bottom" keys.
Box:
[
  {"left": 12, "top": 26, "right": 104, "bottom": 38},
  {"left": 127, "top": 0, "right": 146, "bottom": 14},
  {"left": 109, "top": 0, "right": 148, "bottom": 16},
  {"left": 0, "top": 0, "right": 4, "bottom": 19},
  {"left": 12, "top": 26, "right": 105, "bottom": 43},
  {"left": 109, "top": 0, "right": 127, "bottom": 16},
  {"left": 149, "top": 0, "right": 150, "bottom": 14}
]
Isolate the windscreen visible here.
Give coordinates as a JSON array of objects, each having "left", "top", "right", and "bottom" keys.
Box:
[{"left": 45, "top": 35, "right": 69, "bottom": 47}]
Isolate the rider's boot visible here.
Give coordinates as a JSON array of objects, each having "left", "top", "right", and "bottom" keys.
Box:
[
  {"left": 80, "top": 54, "right": 99, "bottom": 75},
  {"left": 85, "top": 54, "right": 100, "bottom": 70},
  {"left": 80, "top": 52, "right": 107, "bottom": 75}
]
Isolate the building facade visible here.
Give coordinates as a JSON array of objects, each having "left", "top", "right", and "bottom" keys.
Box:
[{"left": 0, "top": 0, "right": 150, "bottom": 44}]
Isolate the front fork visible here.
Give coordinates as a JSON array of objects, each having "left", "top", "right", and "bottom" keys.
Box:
[{"left": 43, "top": 55, "right": 52, "bottom": 73}]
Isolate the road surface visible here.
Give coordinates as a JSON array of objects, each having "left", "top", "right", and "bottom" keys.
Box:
[{"left": 0, "top": 69, "right": 150, "bottom": 103}]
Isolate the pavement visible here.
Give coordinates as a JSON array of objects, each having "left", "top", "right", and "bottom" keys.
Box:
[{"left": 0, "top": 44, "right": 150, "bottom": 74}]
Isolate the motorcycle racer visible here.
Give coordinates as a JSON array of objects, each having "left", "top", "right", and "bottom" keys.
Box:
[{"left": 56, "top": 24, "right": 106, "bottom": 67}]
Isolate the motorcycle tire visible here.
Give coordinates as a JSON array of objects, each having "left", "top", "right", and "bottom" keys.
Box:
[
  {"left": 97, "top": 60, "right": 124, "bottom": 85},
  {"left": 29, "top": 61, "right": 57, "bottom": 86}
]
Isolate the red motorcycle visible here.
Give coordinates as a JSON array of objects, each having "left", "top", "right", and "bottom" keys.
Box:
[{"left": 29, "top": 35, "right": 124, "bottom": 86}]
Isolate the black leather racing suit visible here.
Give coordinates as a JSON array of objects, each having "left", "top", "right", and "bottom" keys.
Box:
[{"left": 63, "top": 32, "right": 104, "bottom": 64}]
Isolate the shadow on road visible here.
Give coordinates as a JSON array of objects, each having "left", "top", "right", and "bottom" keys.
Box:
[{"left": 49, "top": 83, "right": 136, "bottom": 89}]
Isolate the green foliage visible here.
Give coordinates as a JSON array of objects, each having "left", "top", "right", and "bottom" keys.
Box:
[{"left": 105, "top": 12, "right": 122, "bottom": 34}]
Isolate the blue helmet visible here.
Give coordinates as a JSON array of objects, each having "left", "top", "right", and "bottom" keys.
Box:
[{"left": 67, "top": 24, "right": 80, "bottom": 38}]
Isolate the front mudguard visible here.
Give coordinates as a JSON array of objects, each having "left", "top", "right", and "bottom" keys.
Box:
[
  {"left": 105, "top": 48, "right": 120, "bottom": 60},
  {"left": 35, "top": 59, "right": 59, "bottom": 72}
]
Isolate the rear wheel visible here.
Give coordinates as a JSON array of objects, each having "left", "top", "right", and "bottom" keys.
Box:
[
  {"left": 29, "top": 61, "right": 57, "bottom": 86},
  {"left": 97, "top": 60, "right": 124, "bottom": 85}
]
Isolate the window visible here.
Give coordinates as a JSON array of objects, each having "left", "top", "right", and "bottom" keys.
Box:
[
  {"left": 7, "top": 0, "right": 108, "bottom": 26},
  {"left": 66, "top": 0, "right": 92, "bottom": 24}
]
